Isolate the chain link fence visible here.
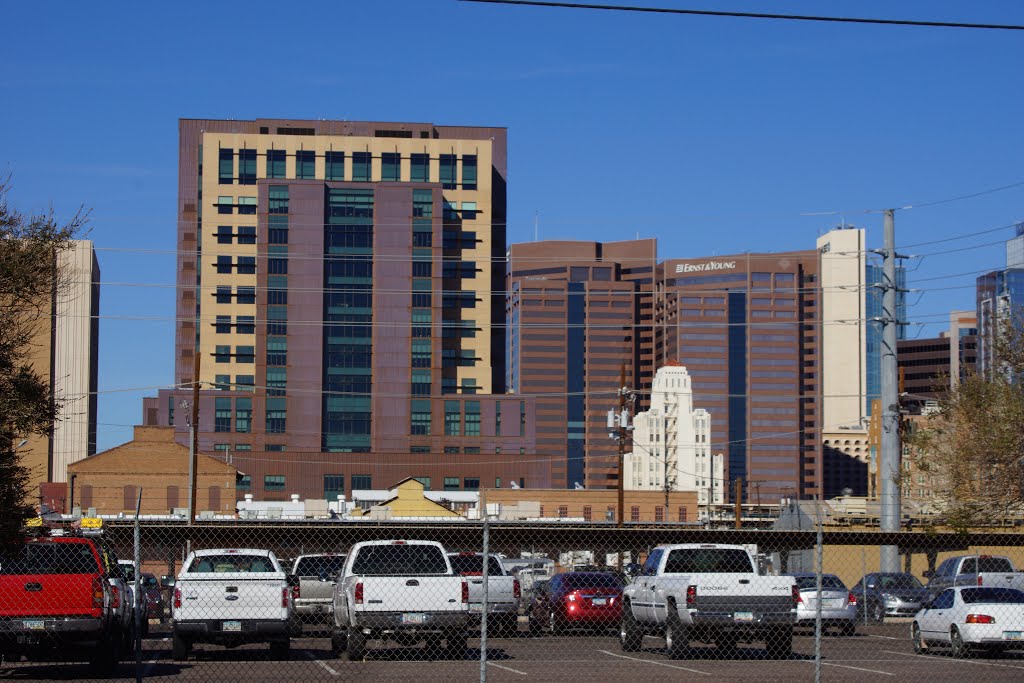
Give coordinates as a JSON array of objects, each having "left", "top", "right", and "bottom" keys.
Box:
[{"left": 4, "top": 517, "right": 1024, "bottom": 681}]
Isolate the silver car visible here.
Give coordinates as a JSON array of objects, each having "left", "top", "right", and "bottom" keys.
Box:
[{"left": 788, "top": 573, "right": 857, "bottom": 636}]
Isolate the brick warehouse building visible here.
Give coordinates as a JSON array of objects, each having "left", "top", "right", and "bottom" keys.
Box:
[{"left": 144, "top": 119, "right": 551, "bottom": 501}]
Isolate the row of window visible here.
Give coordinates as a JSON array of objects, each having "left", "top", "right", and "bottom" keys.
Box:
[
  {"left": 218, "top": 148, "right": 478, "bottom": 190},
  {"left": 235, "top": 473, "right": 515, "bottom": 496}
]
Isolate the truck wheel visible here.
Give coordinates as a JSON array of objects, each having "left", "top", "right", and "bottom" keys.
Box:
[
  {"left": 767, "top": 627, "right": 793, "bottom": 659},
  {"left": 171, "top": 631, "right": 189, "bottom": 661},
  {"left": 330, "top": 629, "right": 347, "bottom": 657},
  {"left": 346, "top": 627, "right": 366, "bottom": 661},
  {"left": 88, "top": 628, "right": 122, "bottom": 675},
  {"left": 619, "top": 607, "right": 643, "bottom": 652},
  {"left": 664, "top": 611, "right": 688, "bottom": 660},
  {"left": 269, "top": 639, "right": 290, "bottom": 660}
]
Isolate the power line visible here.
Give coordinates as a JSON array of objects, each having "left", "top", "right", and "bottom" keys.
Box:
[{"left": 461, "top": 0, "right": 1024, "bottom": 31}]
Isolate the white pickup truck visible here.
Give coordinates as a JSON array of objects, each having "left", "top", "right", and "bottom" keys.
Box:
[
  {"left": 169, "top": 548, "right": 297, "bottom": 661},
  {"left": 331, "top": 540, "right": 470, "bottom": 660},
  {"left": 925, "top": 555, "right": 1024, "bottom": 598},
  {"left": 621, "top": 543, "right": 798, "bottom": 659},
  {"left": 449, "top": 552, "right": 520, "bottom": 635}
]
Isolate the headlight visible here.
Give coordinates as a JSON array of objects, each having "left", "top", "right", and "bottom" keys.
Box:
[{"left": 881, "top": 593, "right": 895, "bottom": 603}]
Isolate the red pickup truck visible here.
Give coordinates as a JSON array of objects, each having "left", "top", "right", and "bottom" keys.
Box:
[{"left": 0, "top": 535, "right": 123, "bottom": 674}]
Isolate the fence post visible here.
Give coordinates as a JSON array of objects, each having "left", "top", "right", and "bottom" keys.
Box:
[
  {"left": 814, "top": 497, "right": 822, "bottom": 683},
  {"left": 480, "top": 516, "right": 489, "bottom": 683},
  {"left": 134, "top": 488, "right": 143, "bottom": 683}
]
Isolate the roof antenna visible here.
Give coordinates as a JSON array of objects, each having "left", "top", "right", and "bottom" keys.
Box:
[{"left": 534, "top": 211, "right": 539, "bottom": 242}]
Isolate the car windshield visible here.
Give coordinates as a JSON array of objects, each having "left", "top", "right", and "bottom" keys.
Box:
[
  {"left": 795, "top": 576, "right": 846, "bottom": 591},
  {"left": 0, "top": 542, "right": 99, "bottom": 575},
  {"left": 188, "top": 555, "right": 276, "bottom": 573},
  {"left": 449, "top": 555, "right": 504, "bottom": 576},
  {"left": 295, "top": 555, "right": 346, "bottom": 578},
  {"left": 877, "top": 574, "right": 923, "bottom": 589},
  {"left": 350, "top": 545, "right": 449, "bottom": 576},
  {"left": 961, "top": 588, "right": 1024, "bottom": 604},
  {"left": 562, "top": 573, "right": 623, "bottom": 589}
]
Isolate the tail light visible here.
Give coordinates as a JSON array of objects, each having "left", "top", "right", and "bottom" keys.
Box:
[
  {"left": 110, "top": 586, "right": 120, "bottom": 610},
  {"left": 173, "top": 588, "right": 182, "bottom": 609},
  {"left": 355, "top": 582, "right": 364, "bottom": 605},
  {"left": 462, "top": 580, "right": 469, "bottom": 604},
  {"left": 686, "top": 584, "right": 697, "bottom": 608},
  {"left": 978, "top": 575, "right": 984, "bottom": 586},
  {"left": 513, "top": 579, "right": 521, "bottom": 601},
  {"left": 848, "top": 593, "right": 857, "bottom": 605},
  {"left": 281, "top": 587, "right": 290, "bottom": 608},
  {"left": 91, "top": 577, "right": 105, "bottom": 609},
  {"left": 792, "top": 585, "right": 802, "bottom": 605},
  {"left": 966, "top": 614, "right": 995, "bottom": 624},
  {"left": 292, "top": 584, "right": 300, "bottom": 601},
  {"left": 566, "top": 591, "right": 578, "bottom": 602}
]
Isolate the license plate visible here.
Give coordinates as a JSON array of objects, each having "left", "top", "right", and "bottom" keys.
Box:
[
  {"left": 592, "top": 598, "right": 607, "bottom": 606},
  {"left": 734, "top": 611, "right": 754, "bottom": 623},
  {"left": 402, "top": 613, "right": 425, "bottom": 625},
  {"left": 23, "top": 619, "right": 44, "bottom": 630},
  {"left": 826, "top": 599, "right": 843, "bottom": 608},
  {"left": 222, "top": 620, "right": 241, "bottom": 632},
  {"left": 1003, "top": 631, "right": 1023, "bottom": 641}
]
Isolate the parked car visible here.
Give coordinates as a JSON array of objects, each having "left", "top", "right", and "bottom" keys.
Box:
[
  {"left": 924, "top": 555, "right": 1024, "bottom": 598},
  {"left": 448, "top": 552, "right": 520, "bottom": 635},
  {"left": 912, "top": 587, "right": 1024, "bottom": 657},
  {"left": 168, "top": 548, "right": 297, "bottom": 661},
  {"left": 140, "top": 573, "right": 164, "bottom": 623},
  {"left": 291, "top": 554, "right": 347, "bottom": 623},
  {"left": 851, "top": 572, "right": 930, "bottom": 623},
  {"left": 621, "top": 544, "right": 798, "bottom": 659},
  {"left": 529, "top": 571, "right": 624, "bottom": 635},
  {"left": 787, "top": 573, "right": 857, "bottom": 636}
]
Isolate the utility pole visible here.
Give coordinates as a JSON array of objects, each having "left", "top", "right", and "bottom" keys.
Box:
[
  {"left": 188, "top": 352, "right": 200, "bottom": 526},
  {"left": 880, "top": 209, "right": 902, "bottom": 572},
  {"left": 617, "top": 365, "right": 627, "bottom": 528},
  {"left": 734, "top": 478, "right": 743, "bottom": 529}
]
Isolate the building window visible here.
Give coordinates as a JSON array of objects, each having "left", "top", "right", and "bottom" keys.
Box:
[
  {"left": 235, "top": 345, "right": 255, "bottom": 363},
  {"left": 631, "top": 506, "right": 640, "bottom": 522},
  {"left": 215, "top": 315, "right": 232, "bottom": 333},
  {"left": 462, "top": 154, "right": 477, "bottom": 190},
  {"left": 352, "top": 152, "right": 371, "bottom": 181},
  {"left": 267, "top": 337, "right": 287, "bottom": 365},
  {"left": 411, "top": 153, "right": 429, "bottom": 182},
  {"left": 269, "top": 185, "right": 289, "bottom": 214},
  {"left": 236, "top": 476, "right": 251, "bottom": 491},
  {"left": 412, "top": 339, "right": 431, "bottom": 368},
  {"left": 266, "top": 398, "right": 286, "bottom": 433},
  {"left": 214, "top": 374, "right": 230, "bottom": 390},
  {"left": 296, "top": 150, "right": 315, "bottom": 179},
  {"left": 495, "top": 401, "right": 502, "bottom": 434},
  {"left": 439, "top": 154, "right": 456, "bottom": 189},
  {"left": 324, "top": 475, "right": 345, "bottom": 500},
  {"left": 463, "top": 477, "right": 480, "bottom": 491},
  {"left": 217, "top": 196, "right": 233, "bottom": 214},
  {"left": 410, "top": 399, "right": 431, "bottom": 435},
  {"left": 444, "top": 446, "right": 460, "bottom": 454},
  {"left": 266, "top": 444, "right": 286, "bottom": 452},
  {"left": 266, "top": 149, "right": 286, "bottom": 179},
  {"left": 444, "top": 400, "right": 461, "bottom": 436},
  {"left": 236, "top": 287, "right": 256, "bottom": 304},
  {"left": 413, "top": 476, "right": 431, "bottom": 491},
  {"left": 237, "top": 226, "right": 256, "bottom": 245},
  {"left": 267, "top": 367, "right": 287, "bottom": 396},
  {"left": 236, "top": 375, "right": 255, "bottom": 391},
  {"left": 381, "top": 152, "right": 400, "bottom": 181},
  {"left": 583, "top": 505, "right": 592, "bottom": 522},
  {"left": 264, "top": 475, "right": 285, "bottom": 491},
  {"left": 464, "top": 446, "right": 480, "bottom": 454},
  {"left": 234, "top": 444, "right": 251, "bottom": 451},
  {"left": 218, "top": 148, "right": 233, "bottom": 184},
  {"left": 411, "top": 446, "right": 431, "bottom": 454},
  {"left": 464, "top": 401, "right": 480, "bottom": 436},
  {"left": 411, "top": 370, "right": 431, "bottom": 396},
  {"left": 235, "top": 316, "right": 255, "bottom": 334},
  {"left": 351, "top": 474, "right": 372, "bottom": 490},
  {"left": 655, "top": 506, "right": 664, "bottom": 522},
  {"left": 236, "top": 256, "right": 256, "bottom": 274},
  {"left": 215, "top": 286, "right": 232, "bottom": 304},
  {"left": 326, "top": 151, "right": 345, "bottom": 181},
  {"left": 216, "top": 225, "right": 232, "bottom": 244},
  {"left": 237, "top": 197, "right": 256, "bottom": 215},
  {"left": 678, "top": 506, "right": 688, "bottom": 522},
  {"left": 444, "top": 477, "right": 459, "bottom": 491},
  {"left": 214, "top": 397, "right": 232, "bottom": 433},
  {"left": 558, "top": 505, "right": 568, "bottom": 518},
  {"left": 215, "top": 255, "right": 232, "bottom": 274},
  {"left": 214, "top": 345, "right": 231, "bottom": 363},
  {"left": 520, "top": 401, "right": 526, "bottom": 436},
  {"left": 234, "top": 397, "right": 252, "bottom": 433},
  {"left": 238, "top": 148, "right": 257, "bottom": 185}
]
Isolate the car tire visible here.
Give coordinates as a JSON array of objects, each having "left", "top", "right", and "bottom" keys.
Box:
[
  {"left": 950, "top": 627, "right": 969, "bottom": 659},
  {"left": 548, "top": 610, "right": 562, "bottom": 636},
  {"left": 346, "top": 627, "right": 366, "bottom": 661},
  {"left": 619, "top": 607, "right": 643, "bottom": 652},
  {"left": 912, "top": 623, "right": 925, "bottom": 654},
  {"left": 664, "top": 610, "right": 688, "bottom": 660},
  {"left": 330, "top": 629, "right": 346, "bottom": 657},
  {"left": 269, "top": 639, "right": 290, "bottom": 660},
  {"left": 171, "top": 631, "right": 189, "bottom": 662},
  {"left": 767, "top": 627, "right": 794, "bottom": 660},
  {"left": 870, "top": 602, "right": 885, "bottom": 624}
]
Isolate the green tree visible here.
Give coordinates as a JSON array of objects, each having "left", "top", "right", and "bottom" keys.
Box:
[
  {"left": 908, "top": 312, "right": 1024, "bottom": 530},
  {"left": 0, "top": 180, "right": 86, "bottom": 551}
]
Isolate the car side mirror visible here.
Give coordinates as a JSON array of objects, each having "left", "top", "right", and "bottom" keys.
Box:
[
  {"left": 625, "top": 563, "right": 641, "bottom": 578},
  {"left": 161, "top": 576, "right": 175, "bottom": 588},
  {"left": 867, "top": 583, "right": 877, "bottom": 590}
]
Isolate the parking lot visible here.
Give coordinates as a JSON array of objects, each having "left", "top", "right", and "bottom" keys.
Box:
[{"left": 4, "top": 620, "right": 1024, "bottom": 682}]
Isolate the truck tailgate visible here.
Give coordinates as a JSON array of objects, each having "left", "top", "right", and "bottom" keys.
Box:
[
  {"left": 175, "top": 573, "right": 289, "bottom": 622},
  {"left": 354, "top": 576, "right": 464, "bottom": 613},
  {"left": 465, "top": 576, "right": 516, "bottom": 612},
  {"left": 0, "top": 574, "right": 99, "bottom": 618},
  {"left": 694, "top": 574, "right": 795, "bottom": 616}
]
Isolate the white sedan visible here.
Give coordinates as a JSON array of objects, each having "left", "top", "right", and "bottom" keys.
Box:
[{"left": 912, "top": 586, "right": 1024, "bottom": 657}]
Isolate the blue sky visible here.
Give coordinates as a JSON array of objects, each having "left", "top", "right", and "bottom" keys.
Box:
[{"left": 2, "top": 0, "right": 1023, "bottom": 452}]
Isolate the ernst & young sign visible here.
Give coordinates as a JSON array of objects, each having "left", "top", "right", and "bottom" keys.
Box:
[{"left": 674, "top": 260, "right": 737, "bottom": 274}]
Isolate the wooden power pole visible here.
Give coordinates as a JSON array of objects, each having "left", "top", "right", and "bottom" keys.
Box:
[{"left": 734, "top": 478, "right": 743, "bottom": 529}]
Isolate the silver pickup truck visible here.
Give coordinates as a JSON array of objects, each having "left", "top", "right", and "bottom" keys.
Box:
[
  {"left": 925, "top": 555, "right": 1024, "bottom": 599},
  {"left": 448, "top": 552, "right": 520, "bottom": 635},
  {"left": 169, "top": 548, "right": 297, "bottom": 661},
  {"left": 621, "top": 544, "right": 798, "bottom": 659},
  {"left": 331, "top": 540, "right": 469, "bottom": 661},
  {"left": 291, "top": 554, "right": 346, "bottom": 623}
]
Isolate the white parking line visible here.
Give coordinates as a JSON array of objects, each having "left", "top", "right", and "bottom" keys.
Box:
[
  {"left": 805, "top": 660, "right": 895, "bottom": 676},
  {"left": 868, "top": 635, "right": 900, "bottom": 640},
  {"left": 598, "top": 649, "right": 711, "bottom": 675},
  {"left": 488, "top": 661, "right": 528, "bottom": 675},
  {"left": 305, "top": 652, "right": 338, "bottom": 676},
  {"left": 882, "top": 650, "right": 1024, "bottom": 671}
]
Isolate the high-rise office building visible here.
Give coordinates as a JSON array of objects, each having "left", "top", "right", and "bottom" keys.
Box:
[
  {"left": 144, "top": 119, "right": 546, "bottom": 502},
  {"left": 506, "top": 239, "right": 657, "bottom": 491},
  {"left": 978, "top": 224, "right": 1024, "bottom": 378}
]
